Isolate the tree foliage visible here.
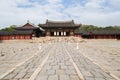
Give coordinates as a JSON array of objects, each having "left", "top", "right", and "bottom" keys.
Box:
[
  {"left": 0, "top": 25, "right": 16, "bottom": 32},
  {"left": 77, "top": 25, "right": 120, "bottom": 33}
]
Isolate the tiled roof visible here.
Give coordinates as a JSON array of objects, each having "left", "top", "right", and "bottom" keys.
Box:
[
  {"left": 92, "top": 30, "right": 120, "bottom": 35},
  {"left": 15, "top": 27, "right": 38, "bottom": 30},
  {"left": 81, "top": 30, "right": 120, "bottom": 35},
  {"left": 0, "top": 30, "right": 33, "bottom": 36},
  {"left": 15, "top": 22, "right": 44, "bottom": 31},
  {"left": 38, "top": 20, "right": 81, "bottom": 27}
]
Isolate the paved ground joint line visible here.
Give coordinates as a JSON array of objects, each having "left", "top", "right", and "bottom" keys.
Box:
[
  {"left": 80, "top": 50, "right": 120, "bottom": 80},
  {"left": 0, "top": 50, "right": 41, "bottom": 79},
  {"left": 69, "top": 43, "right": 120, "bottom": 80},
  {"left": 29, "top": 44, "right": 55, "bottom": 80},
  {"left": 64, "top": 45, "right": 85, "bottom": 80}
]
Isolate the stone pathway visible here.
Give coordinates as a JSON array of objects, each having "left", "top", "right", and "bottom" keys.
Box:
[
  {"left": 36, "top": 43, "right": 80, "bottom": 80},
  {"left": 0, "top": 41, "right": 119, "bottom": 80},
  {"left": 0, "top": 43, "right": 53, "bottom": 80},
  {"left": 65, "top": 43, "right": 116, "bottom": 80},
  {"left": 0, "top": 43, "right": 39, "bottom": 75}
]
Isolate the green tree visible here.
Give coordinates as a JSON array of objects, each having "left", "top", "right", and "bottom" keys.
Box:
[
  {"left": 0, "top": 25, "right": 16, "bottom": 32},
  {"left": 76, "top": 25, "right": 120, "bottom": 33}
]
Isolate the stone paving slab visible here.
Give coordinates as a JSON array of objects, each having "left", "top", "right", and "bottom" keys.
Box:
[
  {"left": 0, "top": 43, "right": 53, "bottom": 80},
  {"left": 0, "top": 38, "right": 119, "bottom": 80},
  {"left": 65, "top": 43, "right": 117, "bottom": 80},
  {"left": 0, "top": 43, "right": 39, "bottom": 77},
  {"left": 35, "top": 43, "right": 81, "bottom": 80},
  {"left": 71, "top": 39, "right": 120, "bottom": 79}
]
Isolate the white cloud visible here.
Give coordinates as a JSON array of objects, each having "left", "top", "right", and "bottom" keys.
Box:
[
  {"left": 79, "top": 12, "right": 120, "bottom": 26},
  {"left": 47, "top": 0, "right": 62, "bottom": 3},
  {"left": 109, "top": 0, "right": 120, "bottom": 9},
  {"left": 84, "top": 0, "right": 104, "bottom": 11},
  {"left": 0, "top": 0, "right": 120, "bottom": 28}
]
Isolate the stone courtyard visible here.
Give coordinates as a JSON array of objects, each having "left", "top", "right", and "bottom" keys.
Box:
[{"left": 0, "top": 37, "right": 120, "bottom": 80}]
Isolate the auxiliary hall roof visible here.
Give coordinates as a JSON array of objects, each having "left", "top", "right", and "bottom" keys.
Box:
[
  {"left": 15, "top": 21, "right": 44, "bottom": 31},
  {"left": 0, "top": 30, "right": 33, "bottom": 36},
  {"left": 81, "top": 30, "right": 120, "bottom": 35}
]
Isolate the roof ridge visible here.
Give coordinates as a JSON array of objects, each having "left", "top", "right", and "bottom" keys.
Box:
[{"left": 46, "top": 20, "right": 74, "bottom": 23}]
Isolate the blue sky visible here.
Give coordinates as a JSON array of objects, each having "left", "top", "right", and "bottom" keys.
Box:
[{"left": 0, "top": 0, "right": 120, "bottom": 28}]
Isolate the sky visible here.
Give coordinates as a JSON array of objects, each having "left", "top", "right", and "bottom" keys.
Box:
[{"left": 0, "top": 0, "right": 120, "bottom": 28}]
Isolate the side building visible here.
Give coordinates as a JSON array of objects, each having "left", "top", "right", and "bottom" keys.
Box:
[
  {"left": 75, "top": 30, "right": 120, "bottom": 39},
  {"left": 15, "top": 21, "right": 43, "bottom": 37},
  {"left": 0, "top": 21, "right": 43, "bottom": 40},
  {"left": 0, "top": 30, "right": 33, "bottom": 40},
  {"left": 82, "top": 30, "right": 120, "bottom": 39}
]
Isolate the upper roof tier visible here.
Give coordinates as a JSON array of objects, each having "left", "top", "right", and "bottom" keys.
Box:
[
  {"left": 15, "top": 21, "right": 39, "bottom": 30},
  {"left": 38, "top": 20, "right": 81, "bottom": 28}
]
